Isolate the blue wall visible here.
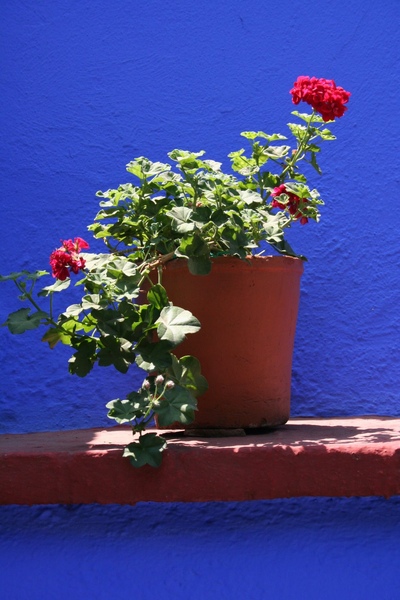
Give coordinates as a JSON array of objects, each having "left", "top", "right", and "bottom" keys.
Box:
[
  {"left": 1, "top": 2, "right": 400, "bottom": 597},
  {"left": 1, "top": 498, "right": 400, "bottom": 600},
  {"left": 1, "top": 0, "right": 400, "bottom": 432}
]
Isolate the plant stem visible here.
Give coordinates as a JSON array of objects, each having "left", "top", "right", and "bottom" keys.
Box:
[
  {"left": 280, "top": 111, "right": 316, "bottom": 182},
  {"left": 15, "top": 281, "right": 42, "bottom": 313}
]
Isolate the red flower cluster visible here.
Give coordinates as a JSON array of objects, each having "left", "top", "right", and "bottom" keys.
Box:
[
  {"left": 290, "top": 76, "right": 350, "bottom": 122},
  {"left": 50, "top": 237, "right": 89, "bottom": 280},
  {"left": 271, "top": 184, "right": 308, "bottom": 225}
]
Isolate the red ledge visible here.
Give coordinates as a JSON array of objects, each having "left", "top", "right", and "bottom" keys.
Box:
[{"left": 1, "top": 417, "right": 400, "bottom": 505}]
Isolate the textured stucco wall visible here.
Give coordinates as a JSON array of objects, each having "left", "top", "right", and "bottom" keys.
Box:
[
  {"left": 1, "top": 498, "right": 400, "bottom": 600},
  {"left": 1, "top": 0, "right": 400, "bottom": 432},
  {"left": 1, "top": 2, "right": 400, "bottom": 597}
]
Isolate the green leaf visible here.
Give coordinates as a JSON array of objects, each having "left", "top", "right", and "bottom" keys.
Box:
[
  {"left": 191, "top": 205, "right": 212, "bottom": 224},
  {"left": 68, "top": 337, "right": 98, "bottom": 377},
  {"left": 168, "top": 150, "right": 206, "bottom": 172},
  {"left": 237, "top": 190, "right": 263, "bottom": 205},
  {"left": 210, "top": 208, "right": 229, "bottom": 226},
  {"left": 0, "top": 270, "right": 48, "bottom": 282},
  {"left": 63, "top": 303, "right": 85, "bottom": 318},
  {"left": 240, "top": 131, "right": 259, "bottom": 140},
  {"left": 89, "top": 308, "right": 125, "bottom": 337},
  {"left": 126, "top": 157, "right": 171, "bottom": 180},
  {"left": 292, "top": 173, "right": 307, "bottom": 183},
  {"left": 156, "top": 306, "right": 201, "bottom": 345},
  {"left": 241, "top": 131, "right": 287, "bottom": 141},
  {"left": 97, "top": 336, "right": 135, "bottom": 373},
  {"left": 106, "top": 398, "right": 140, "bottom": 423},
  {"left": 4, "top": 308, "right": 48, "bottom": 334},
  {"left": 176, "top": 233, "right": 210, "bottom": 262},
  {"left": 41, "top": 327, "right": 72, "bottom": 348},
  {"left": 136, "top": 339, "right": 174, "bottom": 370},
  {"left": 220, "top": 226, "right": 248, "bottom": 257},
  {"left": 307, "top": 144, "right": 320, "bottom": 153},
  {"left": 166, "top": 206, "right": 196, "bottom": 233},
  {"left": 187, "top": 255, "right": 212, "bottom": 275},
  {"left": 291, "top": 111, "right": 325, "bottom": 123},
  {"left": 82, "top": 253, "right": 115, "bottom": 272},
  {"left": 123, "top": 433, "right": 167, "bottom": 468},
  {"left": 270, "top": 238, "right": 304, "bottom": 259},
  {"left": 38, "top": 278, "right": 71, "bottom": 296},
  {"left": 287, "top": 122, "right": 307, "bottom": 138},
  {"left": 263, "top": 214, "right": 285, "bottom": 244},
  {"left": 82, "top": 294, "right": 103, "bottom": 310},
  {"left": 260, "top": 172, "right": 280, "bottom": 189},
  {"left": 319, "top": 128, "right": 336, "bottom": 141},
  {"left": 107, "top": 257, "right": 140, "bottom": 279},
  {"left": 145, "top": 161, "right": 172, "bottom": 178},
  {"left": 262, "top": 145, "right": 291, "bottom": 159},
  {"left": 147, "top": 284, "right": 169, "bottom": 310},
  {"left": 154, "top": 384, "right": 197, "bottom": 426},
  {"left": 168, "top": 149, "right": 205, "bottom": 161},
  {"left": 310, "top": 151, "right": 322, "bottom": 175},
  {"left": 175, "top": 355, "right": 208, "bottom": 396},
  {"left": 228, "top": 149, "right": 259, "bottom": 176},
  {"left": 203, "top": 159, "right": 222, "bottom": 171}
]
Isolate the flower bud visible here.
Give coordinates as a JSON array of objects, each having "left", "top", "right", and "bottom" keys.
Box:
[
  {"left": 155, "top": 374, "right": 164, "bottom": 386},
  {"left": 165, "top": 380, "right": 175, "bottom": 389},
  {"left": 142, "top": 379, "right": 151, "bottom": 390}
]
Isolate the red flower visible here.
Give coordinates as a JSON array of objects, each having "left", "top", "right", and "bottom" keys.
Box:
[
  {"left": 271, "top": 184, "right": 308, "bottom": 224},
  {"left": 50, "top": 237, "right": 89, "bottom": 280},
  {"left": 49, "top": 250, "right": 72, "bottom": 281},
  {"left": 290, "top": 76, "right": 350, "bottom": 122},
  {"left": 62, "top": 237, "right": 89, "bottom": 254}
]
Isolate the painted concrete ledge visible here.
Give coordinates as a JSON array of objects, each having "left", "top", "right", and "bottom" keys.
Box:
[{"left": 0, "top": 417, "right": 400, "bottom": 505}]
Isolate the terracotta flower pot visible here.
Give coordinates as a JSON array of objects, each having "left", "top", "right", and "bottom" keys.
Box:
[{"left": 160, "top": 255, "right": 304, "bottom": 429}]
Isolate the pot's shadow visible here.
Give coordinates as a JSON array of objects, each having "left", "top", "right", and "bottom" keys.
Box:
[{"left": 161, "top": 416, "right": 400, "bottom": 447}]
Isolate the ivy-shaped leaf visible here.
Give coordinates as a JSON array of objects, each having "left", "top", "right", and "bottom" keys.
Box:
[
  {"left": 123, "top": 433, "right": 167, "bottom": 468},
  {"left": 68, "top": 337, "right": 98, "bottom": 377},
  {"left": 241, "top": 131, "right": 287, "bottom": 142},
  {"left": 42, "top": 327, "right": 72, "bottom": 348},
  {"left": 177, "top": 355, "right": 208, "bottom": 396},
  {"left": 126, "top": 158, "right": 170, "bottom": 180},
  {"left": 176, "top": 233, "right": 211, "bottom": 274},
  {"left": 97, "top": 336, "right": 135, "bottom": 373},
  {"left": 291, "top": 111, "right": 325, "bottom": 123},
  {"left": 154, "top": 384, "right": 197, "bottom": 426},
  {"left": 166, "top": 206, "right": 196, "bottom": 233},
  {"left": 156, "top": 306, "right": 200, "bottom": 345},
  {"left": 4, "top": 308, "right": 48, "bottom": 334},
  {"left": 106, "top": 398, "right": 141, "bottom": 424},
  {"left": 38, "top": 278, "right": 71, "bottom": 296},
  {"left": 136, "top": 339, "right": 174, "bottom": 370},
  {"left": 147, "top": 284, "right": 169, "bottom": 310},
  {"left": 237, "top": 190, "right": 263, "bottom": 205},
  {"left": 0, "top": 270, "right": 48, "bottom": 282},
  {"left": 187, "top": 255, "right": 212, "bottom": 275},
  {"left": 310, "top": 151, "right": 322, "bottom": 175},
  {"left": 262, "top": 145, "right": 291, "bottom": 159},
  {"left": 228, "top": 149, "right": 259, "bottom": 176}
]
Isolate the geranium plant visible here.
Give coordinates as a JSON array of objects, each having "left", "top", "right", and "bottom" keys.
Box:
[{"left": 0, "top": 76, "right": 350, "bottom": 467}]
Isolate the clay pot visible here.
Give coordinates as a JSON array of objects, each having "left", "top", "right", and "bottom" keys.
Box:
[{"left": 159, "top": 255, "right": 304, "bottom": 429}]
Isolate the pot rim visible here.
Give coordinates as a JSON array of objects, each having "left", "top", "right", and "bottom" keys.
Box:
[{"left": 163, "top": 254, "right": 304, "bottom": 274}]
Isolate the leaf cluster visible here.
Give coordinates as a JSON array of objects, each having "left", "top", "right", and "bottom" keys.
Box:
[{"left": 0, "top": 109, "right": 339, "bottom": 467}]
